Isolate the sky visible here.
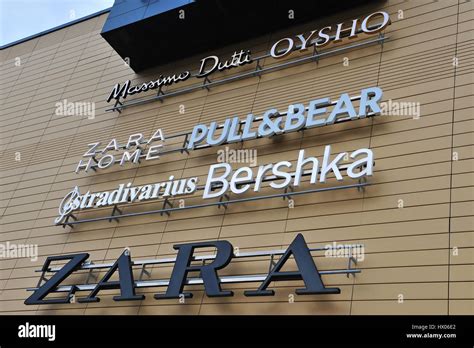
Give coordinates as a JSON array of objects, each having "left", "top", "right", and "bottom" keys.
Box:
[{"left": 0, "top": 0, "right": 114, "bottom": 46}]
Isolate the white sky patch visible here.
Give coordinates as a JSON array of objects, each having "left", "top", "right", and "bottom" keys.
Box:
[{"left": 0, "top": 0, "right": 114, "bottom": 46}]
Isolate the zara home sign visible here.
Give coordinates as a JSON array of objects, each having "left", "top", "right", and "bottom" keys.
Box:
[
  {"left": 76, "top": 87, "right": 382, "bottom": 173},
  {"left": 105, "top": 11, "right": 390, "bottom": 105}
]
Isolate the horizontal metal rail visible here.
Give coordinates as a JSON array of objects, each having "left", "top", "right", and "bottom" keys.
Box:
[
  {"left": 29, "top": 243, "right": 363, "bottom": 293},
  {"left": 107, "top": 36, "right": 385, "bottom": 111},
  {"left": 27, "top": 270, "right": 360, "bottom": 293},
  {"left": 200, "top": 22, "right": 386, "bottom": 71},
  {"left": 88, "top": 97, "right": 378, "bottom": 172},
  {"left": 68, "top": 161, "right": 370, "bottom": 224},
  {"left": 58, "top": 182, "right": 369, "bottom": 226},
  {"left": 196, "top": 163, "right": 362, "bottom": 191},
  {"left": 66, "top": 156, "right": 372, "bottom": 226},
  {"left": 36, "top": 244, "right": 364, "bottom": 273},
  {"left": 165, "top": 95, "right": 370, "bottom": 139},
  {"left": 105, "top": 23, "right": 387, "bottom": 112}
]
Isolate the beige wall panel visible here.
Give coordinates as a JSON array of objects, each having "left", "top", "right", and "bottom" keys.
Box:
[
  {"left": 199, "top": 301, "right": 351, "bottom": 315},
  {"left": 449, "top": 300, "right": 474, "bottom": 315},
  {"left": 353, "top": 283, "right": 448, "bottom": 301},
  {"left": 0, "top": 0, "right": 472, "bottom": 315},
  {"left": 449, "top": 265, "right": 474, "bottom": 281},
  {"left": 351, "top": 300, "right": 447, "bottom": 315}
]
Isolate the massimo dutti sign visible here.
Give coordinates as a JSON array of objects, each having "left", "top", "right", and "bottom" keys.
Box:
[{"left": 105, "top": 11, "right": 390, "bottom": 105}]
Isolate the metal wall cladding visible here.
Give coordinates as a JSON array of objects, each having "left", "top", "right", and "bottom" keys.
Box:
[{"left": 0, "top": 0, "right": 473, "bottom": 315}]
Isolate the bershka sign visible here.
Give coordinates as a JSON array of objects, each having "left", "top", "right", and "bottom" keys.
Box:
[
  {"left": 25, "top": 234, "right": 343, "bottom": 305},
  {"left": 106, "top": 11, "right": 390, "bottom": 104},
  {"left": 56, "top": 145, "right": 373, "bottom": 225},
  {"left": 77, "top": 87, "right": 382, "bottom": 173}
]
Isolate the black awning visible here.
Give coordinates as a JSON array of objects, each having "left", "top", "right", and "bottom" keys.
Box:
[{"left": 101, "top": 0, "right": 377, "bottom": 72}]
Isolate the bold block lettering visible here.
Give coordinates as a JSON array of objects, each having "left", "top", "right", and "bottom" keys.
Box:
[{"left": 244, "top": 234, "right": 340, "bottom": 296}]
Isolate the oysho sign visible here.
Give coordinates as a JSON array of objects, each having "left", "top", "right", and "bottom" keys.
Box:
[
  {"left": 106, "top": 11, "right": 390, "bottom": 105},
  {"left": 270, "top": 11, "right": 390, "bottom": 58}
]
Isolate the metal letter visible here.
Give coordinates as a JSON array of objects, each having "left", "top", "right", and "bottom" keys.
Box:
[
  {"left": 154, "top": 240, "right": 234, "bottom": 299},
  {"left": 25, "top": 253, "right": 89, "bottom": 305},
  {"left": 244, "top": 234, "right": 340, "bottom": 296},
  {"left": 78, "top": 250, "right": 144, "bottom": 303}
]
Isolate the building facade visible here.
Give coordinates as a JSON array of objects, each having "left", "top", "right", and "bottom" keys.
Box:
[{"left": 0, "top": 0, "right": 473, "bottom": 315}]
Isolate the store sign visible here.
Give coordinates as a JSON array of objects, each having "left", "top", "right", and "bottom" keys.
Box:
[
  {"left": 57, "top": 145, "right": 373, "bottom": 224},
  {"left": 27, "top": 11, "right": 389, "bottom": 308},
  {"left": 60, "top": 86, "right": 382, "bottom": 225},
  {"left": 75, "top": 128, "right": 165, "bottom": 173},
  {"left": 270, "top": 11, "right": 389, "bottom": 58},
  {"left": 106, "top": 11, "right": 390, "bottom": 104},
  {"left": 77, "top": 87, "right": 382, "bottom": 173},
  {"left": 187, "top": 87, "right": 382, "bottom": 150},
  {"left": 25, "top": 234, "right": 341, "bottom": 305}
]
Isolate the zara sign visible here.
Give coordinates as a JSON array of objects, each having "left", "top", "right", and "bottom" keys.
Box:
[{"left": 25, "top": 234, "right": 341, "bottom": 305}]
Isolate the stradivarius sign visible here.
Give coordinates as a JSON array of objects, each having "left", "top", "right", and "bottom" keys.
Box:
[
  {"left": 25, "top": 234, "right": 343, "bottom": 305},
  {"left": 106, "top": 11, "right": 390, "bottom": 105},
  {"left": 57, "top": 145, "right": 373, "bottom": 224}
]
